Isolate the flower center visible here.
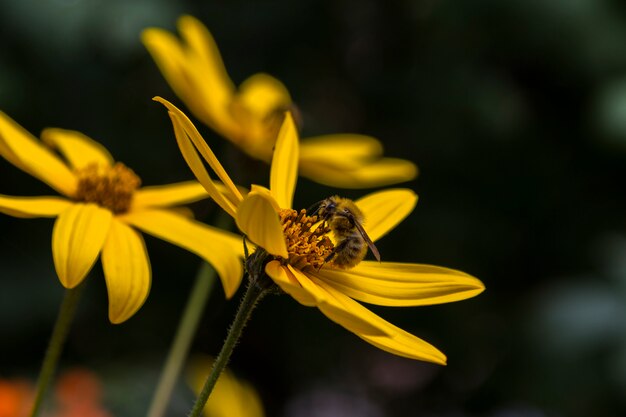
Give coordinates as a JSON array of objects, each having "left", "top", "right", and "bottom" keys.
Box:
[
  {"left": 74, "top": 163, "right": 141, "bottom": 214},
  {"left": 279, "top": 208, "right": 334, "bottom": 270}
]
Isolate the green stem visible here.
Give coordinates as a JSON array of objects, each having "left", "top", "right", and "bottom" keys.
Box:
[
  {"left": 146, "top": 262, "right": 217, "bottom": 417},
  {"left": 29, "top": 283, "right": 85, "bottom": 417},
  {"left": 187, "top": 277, "right": 267, "bottom": 417}
]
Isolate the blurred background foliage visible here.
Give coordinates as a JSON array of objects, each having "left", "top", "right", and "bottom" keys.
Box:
[{"left": 1, "top": 0, "right": 626, "bottom": 416}]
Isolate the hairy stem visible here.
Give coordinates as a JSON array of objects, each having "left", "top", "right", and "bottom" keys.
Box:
[{"left": 187, "top": 277, "right": 267, "bottom": 417}]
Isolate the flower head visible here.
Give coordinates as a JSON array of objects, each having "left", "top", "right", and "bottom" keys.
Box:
[
  {"left": 142, "top": 15, "right": 417, "bottom": 189},
  {"left": 0, "top": 112, "right": 244, "bottom": 323},
  {"left": 157, "top": 98, "right": 484, "bottom": 364}
]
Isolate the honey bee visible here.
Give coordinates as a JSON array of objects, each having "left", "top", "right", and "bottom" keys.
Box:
[{"left": 314, "top": 196, "right": 381, "bottom": 268}]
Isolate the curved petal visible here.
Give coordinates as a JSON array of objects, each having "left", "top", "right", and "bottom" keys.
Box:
[
  {"left": 122, "top": 209, "right": 243, "bottom": 298},
  {"left": 265, "top": 261, "right": 316, "bottom": 306},
  {"left": 141, "top": 27, "right": 193, "bottom": 103},
  {"left": 142, "top": 27, "right": 211, "bottom": 123},
  {"left": 52, "top": 204, "right": 113, "bottom": 288},
  {"left": 132, "top": 181, "right": 209, "bottom": 209},
  {"left": 300, "top": 134, "right": 383, "bottom": 168},
  {"left": 299, "top": 156, "right": 417, "bottom": 189},
  {"left": 155, "top": 97, "right": 243, "bottom": 204},
  {"left": 235, "top": 192, "right": 287, "bottom": 259},
  {"left": 101, "top": 219, "right": 151, "bottom": 324},
  {"left": 355, "top": 189, "right": 418, "bottom": 242},
  {"left": 0, "top": 112, "right": 76, "bottom": 196},
  {"left": 160, "top": 104, "right": 237, "bottom": 218},
  {"left": 143, "top": 17, "right": 241, "bottom": 141},
  {"left": 177, "top": 15, "right": 235, "bottom": 112},
  {"left": 0, "top": 195, "right": 72, "bottom": 218},
  {"left": 40, "top": 128, "right": 114, "bottom": 170},
  {"left": 292, "top": 266, "right": 386, "bottom": 336},
  {"left": 310, "top": 276, "right": 447, "bottom": 364},
  {"left": 270, "top": 112, "right": 299, "bottom": 209},
  {"left": 317, "top": 261, "right": 484, "bottom": 307}
]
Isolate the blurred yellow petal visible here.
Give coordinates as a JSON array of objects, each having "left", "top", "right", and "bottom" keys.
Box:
[
  {"left": 355, "top": 189, "right": 418, "bottom": 242},
  {"left": 299, "top": 157, "right": 417, "bottom": 189},
  {"left": 143, "top": 17, "right": 242, "bottom": 141},
  {"left": 270, "top": 112, "right": 299, "bottom": 209},
  {"left": 101, "top": 219, "right": 151, "bottom": 324},
  {"left": 300, "top": 134, "right": 383, "bottom": 168},
  {"left": 155, "top": 97, "right": 243, "bottom": 203},
  {"left": 265, "top": 261, "right": 316, "bottom": 306},
  {"left": 141, "top": 27, "right": 186, "bottom": 84},
  {"left": 187, "top": 356, "right": 265, "bottom": 417},
  {"left": 141, "top": 28, "right": 200, "bottom": 114},
  {"left": 310, "top": 276, "right": 447, "bottom": 364},
  {"left": 235, "top": 192, "right": 287, "bottom": 258},
  {"left": 177, "top": 15, "right": 235, "bottom": 114},
  {"left": 0, "top": 112, "right": 76, "bottom": 196},
  {"left": 317, "top": 261, "right": 485, "bottom": 307},
  {"left": 40, "top": 128, "right": 114, "bottom": 170},
  {"left": 123, "top": 209, "right": 243, "bottom": 298},
  {"left": 0, "top": 195, "right": 72, "bottom": 218},
  {"left": 233, "top": 73, "right": 291, "bottom": 135},
  {"left": 52, "top": 203, "right": 112, "bottom": 288},
  {"left": 132, "top": 181, "right": 209, "bottom": 209},
  {"left": 162, "top": 105, "right": 237, "bottom": 218}
]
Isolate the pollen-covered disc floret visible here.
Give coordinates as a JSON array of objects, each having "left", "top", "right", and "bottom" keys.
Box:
[
  {"left": 279, "top": 208, "right": 334, "bottom": 270},
  {"left": 74, "top": 162, "right": 141, "bottom": 214}
]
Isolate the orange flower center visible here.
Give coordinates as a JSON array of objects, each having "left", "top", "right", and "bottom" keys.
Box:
[
  {"left": 74, "top": 163, "right": 141, "bottom": 214},
  {"left": 279, "top": 208, "right": 334, "bottom": 270}
]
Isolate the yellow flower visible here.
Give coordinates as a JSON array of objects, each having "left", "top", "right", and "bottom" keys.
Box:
[
  {"left": 187, "top": 356, "right": 265, "bottom": 417},
  {"left": 156, "top": 98, "right": 484, "bottom": 364},
  {"left": 142, "top": 15, "right": 417, "bottom": 189},
  {"left": 0, "top": 112, "right": 244, "bottom": 323}
]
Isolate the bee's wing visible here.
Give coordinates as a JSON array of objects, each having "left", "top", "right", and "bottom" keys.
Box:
[{"left": 354, "top": 220, "right": 381, "bottom": 262}]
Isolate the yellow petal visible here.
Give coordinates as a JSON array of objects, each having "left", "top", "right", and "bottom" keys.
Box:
[
  {"left": 141, "top": 28, "right": 197, "bottom": 112},
  {"left": 0, "top": 195, "right": 72, "bottom": 218},
  {"left": 265, "top": 261, "right": 316, "bottom": 307},
  {"left": 269, "top": 112, "right": 299, "bottom": 209},
  {"left": 143, "top": 17, "right": 242, "bottom": 142},
  {"left": 162, "top": 105, "right": 237, "bottom": 218},
  {"left": 300, "top": 134, "right": 383, "bottom": 168},
  {"left": 101, "top": 219, "right": 151, "bottom": 324},
  {"left": 132, "top": 181, "right": 209, "bottom": 209},
  {"left": 292, "top": 267, "right": 387, "bottom": 336},
  {"left": 299, "top": 156, "right": 418, "bottom": 189},
  {"left": 40, "top": 128, "right": 114, "bottom": 170},
  {"left": 177, "top": 15, "right": 236, "bottom": 119},
  {"left": 355, "top": 189, "right": 417, "bottom": 242},
  {"left": 316, "top": 261, "right": 484, "bottom": 307},
  {"left": 233, "top": 73, "right": 291, "bottom": 127},
  {"left": 155, "top": 97, "right": 243, "bottom": 204},
  {"left": 310, "top": 276, "right": 447, "bottom": 364},
  {"left": 122, "top": 209, "right": 243, "bottom": 298},
  {"left": 0, "top": 112, "right": 77, "bottom": 196},
  {"left": 52, "top": 203, "right": 113, "bottom": 288},
  {"left": 187, "top": 356, "right": 266, "bottom": 417},
  {"left": 235, "top": 192, "right": 287, "bottom": 258}
]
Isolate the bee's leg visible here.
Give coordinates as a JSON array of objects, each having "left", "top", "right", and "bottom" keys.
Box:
[
  {"left": 243, "top": 235, "right": 250, "bottom": 258},
  {"left": 242, "top": 235, "right": 251, "bottom": 274},
  {"left": 322, "top": 240, "right": 349, "bottom": 264}
]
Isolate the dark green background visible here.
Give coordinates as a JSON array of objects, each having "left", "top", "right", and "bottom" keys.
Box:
[{"left": 2, "top": 1, "right": 626, "bottom": 416}]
